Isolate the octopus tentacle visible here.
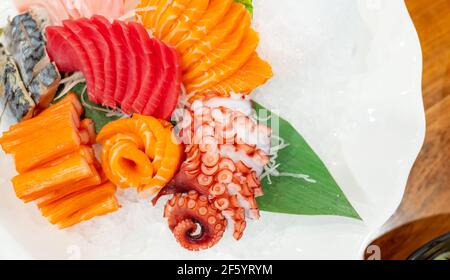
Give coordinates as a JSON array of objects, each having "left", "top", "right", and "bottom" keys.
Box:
[
  {"left": 164, "top": 192, "right": 227, "bottom": 251},
  {"left": 161, "top": 93, "right": 272, "bottom": 250}
]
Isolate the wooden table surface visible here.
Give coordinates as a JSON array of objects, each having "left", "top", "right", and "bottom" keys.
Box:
[{"left": 365, "top": 0, "right": 450, "bottom": 260}]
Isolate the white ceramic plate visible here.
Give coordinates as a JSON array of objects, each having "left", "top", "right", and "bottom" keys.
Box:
[{"left": 0, "top": 0, "right": 424, "bottom": 259}]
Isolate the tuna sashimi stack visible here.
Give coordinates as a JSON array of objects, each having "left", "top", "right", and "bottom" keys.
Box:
[{"left": 46, "top": 16, "right": 182, "bottom": 120}]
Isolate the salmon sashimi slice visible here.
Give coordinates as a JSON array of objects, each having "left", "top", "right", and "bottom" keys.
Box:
[
  {"left": 91, "top": 16, "right": 117, "bottom": 108},
  {"left": 12, "top": 154, "right": 94, "bottom": 202},
  {"left": 149, "top": 0, "right": 173, "bottom": 33},
  {"left": 111, "top": 20, "right": 131, "bottom": 105},
  {"left": 40, "top": 182, "right": 117, "bottom": 224},
  {"left": 183, "top": 8, "right": 250, "bottom": 82},
  {"left": 57, "top": 195, "right": 120, "bottom": 229},
  {"left": 207, "top": 53, "right": 274, "bottom": 95},
  {"left": 97, "top": 118, "right": 155, "bottom": 156},
  {"left": 132, "top": 115, "right": 167, "bottom": 168},
  {"left": 185, "top": 29, "right": 259, "bottom": 93},
  {"left": 137, "top": 0, "right": 159, "bottom": 28},
  {"left": 163, "top": 0, "right": 210, "bottom": 46},
  {"left": 152, "top": 46, "right": 182, "bottom": 120},
  {"left": 154, "top": 0, "right": 191, "bottom": 39},
  {"left": 98, "top": 116, "right": 182, "bottom": 193},
  {"left": 114, "top": 21, "right": 141, "bottom": 114},
  {"left": 139, "top": 127, "right": 184, "bottom": 195},
  {"left": 62, "top": 19, "right": 103, "bottom": 104},
  {"left": 175, "top": 0, "right": 233, "bottom": 54},
  {"left": 108, "top": 138, "right": 154, "bottom": 188},
  {"left": 181, "top": 2, "right": 248, "bottom": 71}
]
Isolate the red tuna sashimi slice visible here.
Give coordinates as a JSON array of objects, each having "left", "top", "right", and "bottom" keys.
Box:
[
  {"left": 63, "top": 19, "right": 102, "bottom": 103},
  {"left": 46, "top": 25, "right": 96, "bottom": 101},
  {"left": 142, "top": 39, "right": 171, "bottom": 117},
  {"left": 152, "top": 46, "right": 182, "bottom": 120},
  {"left": 76, "top": 18, "right": 108, "bottom": 105},
  {"left": 115, "top": 21, "right": 141, "bottom": 115},
  {"left": 87, "top": 16, "right": 117, "bottom": 108},
  {"left": 122, "top": 22, "right": 158, "bottom": 114},
  {"left": 130, "top": 33, "right": 160, "bottom": 115},
  {"left": 121, "top": 22, "right": 152, "bottom": 114},
  {"left": 110, "top": 20, "right": 131, "bottom": 105},
  {"left": 46, "top": 26, "right": 79, "bottom": 72},
  {"left": 132, "top": 38, "right": 165, "bottom": 115}
]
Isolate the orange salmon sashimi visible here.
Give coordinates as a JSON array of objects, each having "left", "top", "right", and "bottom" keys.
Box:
[
  {"left": 132, "top": 114, "right": 168, "bottom": 170},
  {"left": 97, "top": 116, "right": 183, "bottom": 195},
  {"left": 138, "top": 0, "right": 273, "bottom": 96},
  {"left": 207, "top": 53, "right": 274, "bottom": 96},
  {"left": 183, "top": 8, "right": 250, "bottom": 81},
  {"left": 185, "top": 29, "right": 259, "bottom": 93},
  {"left": 175, "top": 0, "right": 233, "bottom": 54},
  {"left": 163, "top": 0, "right": 210, "bottom": 46},
  {"left": 154, "top": 0, "right": 191, "bottom": 39},
  {"left": 181, "top": 2, "right": 249, "bottom": 71},
  {"left": 139, "top": 126, "right": 184, "bottom": 196}
]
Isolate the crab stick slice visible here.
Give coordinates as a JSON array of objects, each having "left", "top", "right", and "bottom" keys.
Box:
[
  {"left": 57, "top": 194, "right": 120, "bottom": 229},
  {"left": 40, "top": 182, "right": 117, "bottom": 225},
  {"left": 13, "top": 115, "right": 81, "bottom": 173},
  {"left": 36, "top": 169, "right": 102, "bottom": 208},
  {"left": 12, "top": 155, "right": 94, "bottom": 202}
]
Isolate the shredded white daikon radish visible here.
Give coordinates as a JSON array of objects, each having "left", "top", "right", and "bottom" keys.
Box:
[
  {"left": 261, "top": 134, "right": 317, "bottom": 184},
  {"left": 79, "top": 85, "right": 130, "bottom": 119},
  {"left": 54, "top": 72, "right": 85, "bottom": 101}
]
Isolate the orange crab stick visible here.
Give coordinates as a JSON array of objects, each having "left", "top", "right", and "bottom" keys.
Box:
[
  {"left": 57, "top": 195, "right": 120, "bottom": 229},
  {"left": 0, "top": 109, "right": 80, "bottom": 154},
  {"left": 80, "top": 119, "right": 97, "bottom": 144},
  {"left": 12, "top": 155, "right": 95, "bottom": 202},
  {"left": 36, "top": 170, "right": 102, "bottom": 208},
  {"left": 13, "top": 115, "right": 81, "bottom": 173},
  {"left": 40, "top": 182, "right": 117, "bottom": 225}
]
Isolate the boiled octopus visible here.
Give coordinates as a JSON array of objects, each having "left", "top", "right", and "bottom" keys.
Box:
[{"left": 157, "top": 93, "right": 272, "bottom": 251}]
